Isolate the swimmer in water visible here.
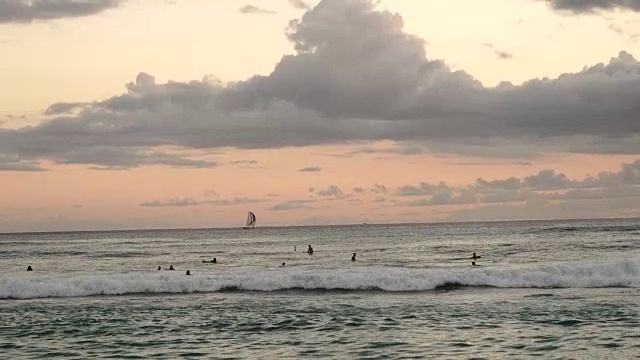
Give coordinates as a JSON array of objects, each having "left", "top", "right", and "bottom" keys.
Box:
[
  {"left": 280, "top": 262, "right": 286, "bottom": 267},
  {"left": 186, "top": 270, "right": 191, "bottom": 275},
  {"left": 157, "top": 266, "right": 161, "bottom": 270},
  {"left": 27, "top": 265, "right": 33, "bottom": 271},
  {"left": 169, "top": 265, "right": 175, "bottom": 270},
  {"left": 307, "top": 245, "right": 314, "bottom": 255},
  {"left": 351, "top": 253, "right": 356, "bottom": 261}
]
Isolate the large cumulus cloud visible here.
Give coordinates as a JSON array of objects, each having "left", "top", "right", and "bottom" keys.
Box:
[
  {"left": 2, "top": 0, "right": 640, "bottom": 170},
  {"left": 0, "top": 0, "right": 121, "bottom": 23}
]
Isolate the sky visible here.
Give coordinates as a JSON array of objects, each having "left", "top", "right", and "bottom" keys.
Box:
[{"left": 1, "top": 0, "right": 640, "bottom": 232}]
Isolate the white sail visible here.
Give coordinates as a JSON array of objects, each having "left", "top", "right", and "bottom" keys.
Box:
[{"left": 244, "top": 211, "right": 256, "bottom": 228}]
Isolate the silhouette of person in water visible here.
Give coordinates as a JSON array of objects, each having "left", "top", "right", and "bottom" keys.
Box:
[
  {"left": 472, "top": 252, "right": 482, "bottom": 260},
  {"left": 307, "top": 245, "right": 314, "bottom": 255},
  {"left": 213, "top": 258, "right": 216, "bottom": 263},
  {"left": 203, "top": 258, "right": 217, "bottom": 263},
  {"left": 351, "top": 253, "right": 356, "bottom": 261},
  {"left": 157, "top": 266, "right": 161, "bottom": 270},
  {"left": 169, "top": 265, "right": 175, "bottom": 270},
  {"left": 27, "top": 265, "right": 33, "bottom": 271},
  {"left": 472, "top": 261, "right": 481, "bottom": 266},
  {"left": 280, "top": 262, "right": 286, "bottom": 267},
  {"left": 186, "top": 270, "right": 191, "bottom": 275}
]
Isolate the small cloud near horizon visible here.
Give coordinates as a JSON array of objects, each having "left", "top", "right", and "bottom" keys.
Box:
[
  {"left": 299, "top": 166, "right": 322, "bottom": 172},
  {"left": 238, "top": 4, "right": 276, "bottom": 14}
]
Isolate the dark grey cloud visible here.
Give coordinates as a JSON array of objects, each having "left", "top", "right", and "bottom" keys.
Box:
[
  {"left": 542, "top": 0, "right": 640, "bottom": 13},
  {"left": 299, "top": 166, "right": 322, "bottom": 172},
  {"left": 269, "top": 200, "right": 315, "bottom": 210},
  {"left": 56, "top": 147, "right": 220, "bottom": 170},
  {"left": 0, "top": 0, "right": 121, "bottom": 24},
  {"left": 397, "top": 182, "right": 446, "bottom": 196},
  {"left": 239, "top": 5, "right": 276, "bottom": 15},
  {"left": 140, "top": 196, "right": 263, "bottom": 207},
  {"left": 230, "top": 159, "right": 258, "bottom": 165},
  {"left": 141, "top": 198, "right": 199, "bottom": 207},
  {"left": 1, "top": 0, "right": 640, "bottom": 170},
  {"left": 522, "top": 169, "right": 575, "bottom": 190},
  {"left": 393, "top": 159, "right": 640, "bottom": 210},
  {"left": 0, "top": 155, "right": 47, "bottom": 172},
  {"left": 316, "top": 185, "right": 343, "bottom": 197},
  {"left": 476, "top": 177, "right": 521, "bottom": 191}
]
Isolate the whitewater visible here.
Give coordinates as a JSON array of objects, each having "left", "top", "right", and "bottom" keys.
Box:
[
  {"left": 2, "top": 260, "right": 639, "bottom": 299},
  {"left": 1, "top": 218, "right": 639, "bottom": 358}
]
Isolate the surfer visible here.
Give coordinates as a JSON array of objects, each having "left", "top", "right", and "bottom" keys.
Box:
[
  {"left": 157, "top": 266, "right": 161, "bottom": 270},
  {"left": 472, "top": 261, "right": 481, "bottom": 266},
  {"left": 186, "top": 270, "right": 191, "bottom": 275},
  {"left": 351, "top": 253, "right": 356, "bottom": 261},
  {"left": 294, "top": 245, "right": 296, "bottom": 252},
  {"left": 203, "top": 258, "right": 217, "bottom": 263},
  {"left": 27, "top": 265, "right": 33, "bottom": 271},
  {"left": 169, "top": 265, "right": 175, "bottom": 270},
  {"left": 307, "top": 245, "right": 314, "bottom": 255},
  {"left": 472, "top": 252, "right": 481, "bottom": 260},
  {"left": 280, "top": 262, "right": 286, "bottom": 267}
]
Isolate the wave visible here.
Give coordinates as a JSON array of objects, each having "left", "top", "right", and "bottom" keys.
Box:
[{"left": 1, "top": 260, "right": 638, "bottom": 300}]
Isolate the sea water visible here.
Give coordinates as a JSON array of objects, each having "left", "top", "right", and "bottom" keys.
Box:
[{"left": 1, "top": 219, "right": 638, "bottom": 359}]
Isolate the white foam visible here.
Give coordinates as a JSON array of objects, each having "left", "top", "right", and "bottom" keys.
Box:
[{"left": 1, "top": 260, "right": 638, "bottom": 299}]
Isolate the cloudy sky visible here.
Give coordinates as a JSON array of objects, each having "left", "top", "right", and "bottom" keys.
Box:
[{"left": 1, "top": 0, "right": 640, "bottom": 232}]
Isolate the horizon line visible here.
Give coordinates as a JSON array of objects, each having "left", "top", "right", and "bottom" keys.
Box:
[{"left": 1, "top": 216, "right": 638, "bottom": 236}]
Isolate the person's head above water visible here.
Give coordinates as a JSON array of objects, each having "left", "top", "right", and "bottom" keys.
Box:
[
  {"left": 472, "top": 261, "right": 476, "bottom": 266},
  {"left": 27, "top": 265, "right": 33, "bottom": 271},
  {"left": 186, "top": 270, "right": 191, "bottom": 275},
  {"left": 169, "top": 265, "right": 175, "bottom": 270},
  {"left": 213, "top": 258, "right": 217, "bottom": 263},
  {"left": 157, "top": 266, "right": 161, "bottom": 270}
]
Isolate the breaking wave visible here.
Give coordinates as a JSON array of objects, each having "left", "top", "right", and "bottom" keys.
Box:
[{"left": 1, "top": 260, "right": 638, "bottom": 300}]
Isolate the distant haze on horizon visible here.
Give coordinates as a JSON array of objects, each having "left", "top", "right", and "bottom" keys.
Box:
[{"left": 1, "top": 0, "right": 640, "bottom": 232}]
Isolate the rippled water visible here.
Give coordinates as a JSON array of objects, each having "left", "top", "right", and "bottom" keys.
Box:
[{"left": 1, "top": 219, "right": 639, "bottom": 358}]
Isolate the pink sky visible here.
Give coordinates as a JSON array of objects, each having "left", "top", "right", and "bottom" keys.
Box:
[{"left": 1, "top": 0, "right": 640, "bottom": 232}]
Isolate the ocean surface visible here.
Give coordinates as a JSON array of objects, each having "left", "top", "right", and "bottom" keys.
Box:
[{"left": 1, "top": 218, "right": 639, "bottom": 359}]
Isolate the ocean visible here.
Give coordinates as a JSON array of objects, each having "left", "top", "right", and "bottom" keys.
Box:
[{"left": 1, "top": 218, "right": 638, "bottom": 359}]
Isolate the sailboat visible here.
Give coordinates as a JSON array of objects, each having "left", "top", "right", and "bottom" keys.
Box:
[{"left": 243, "top": 211, "right": 256, "bottom": 229}]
